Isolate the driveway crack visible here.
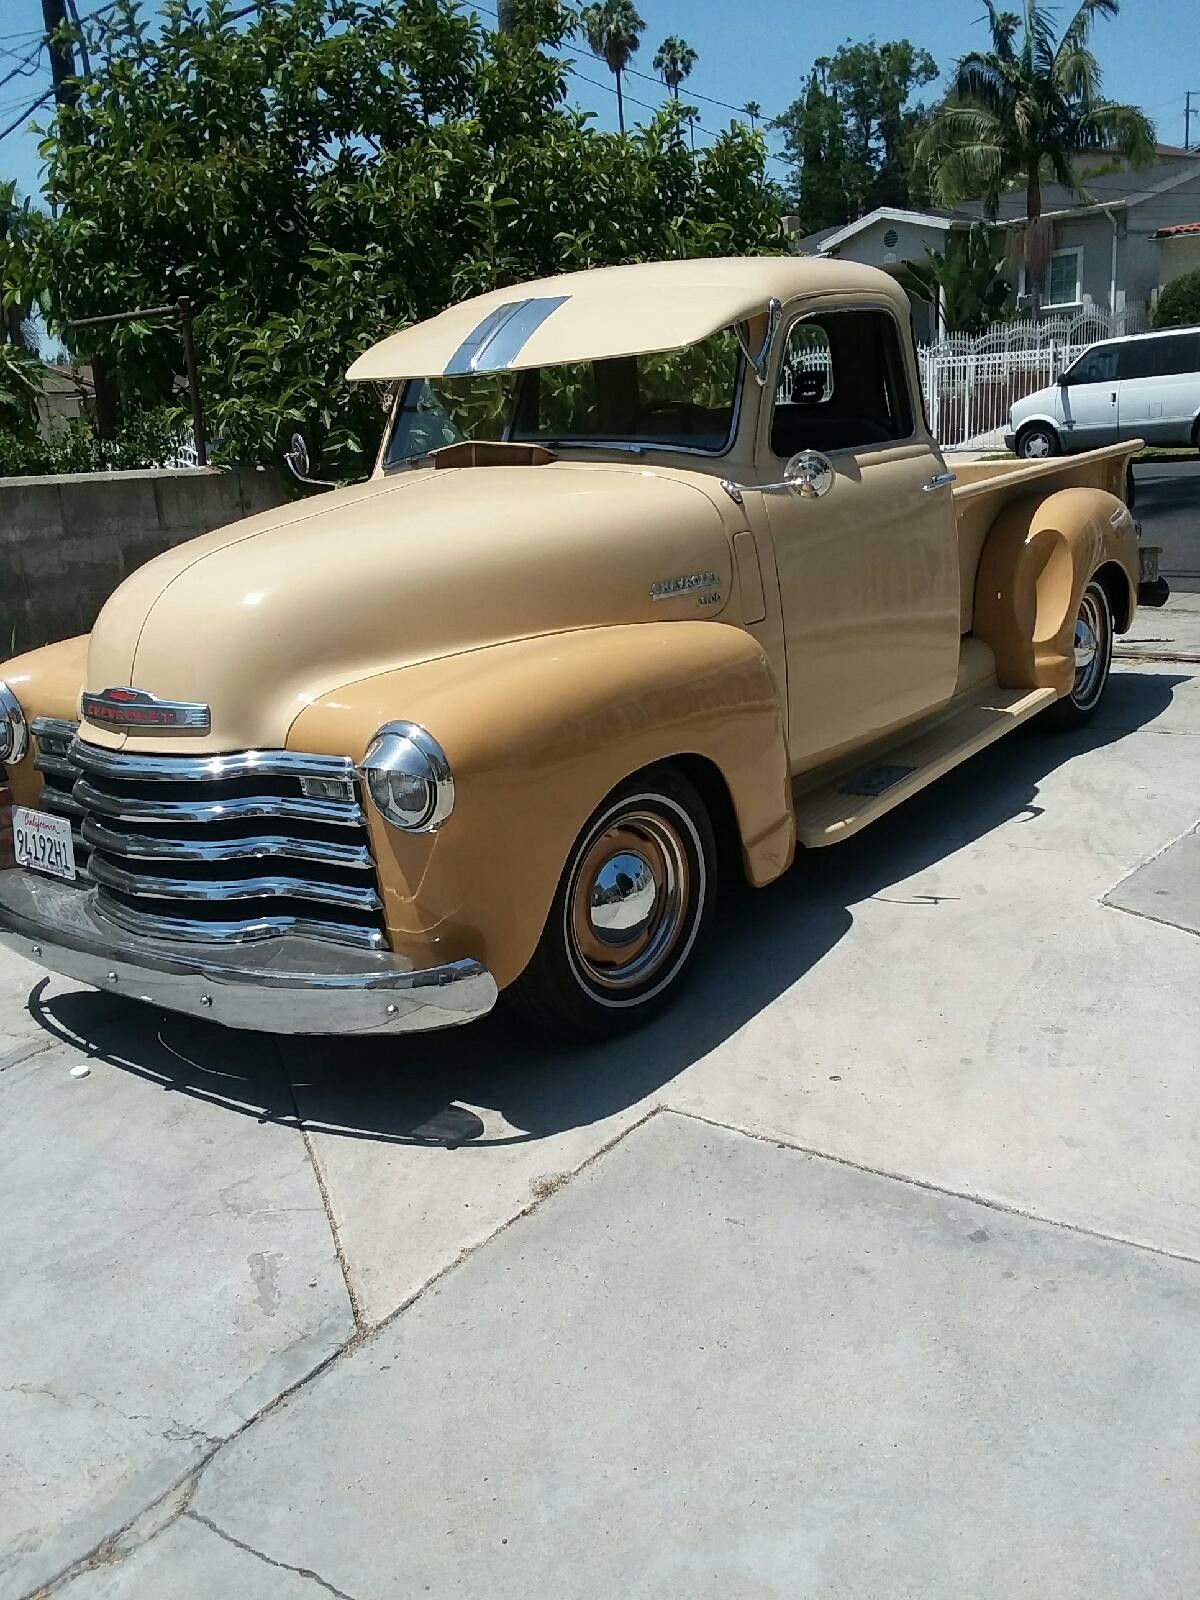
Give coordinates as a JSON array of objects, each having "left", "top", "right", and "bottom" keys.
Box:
[
  {"left": 272, "top": 1040, "right": 366, "bottom": 1335},
  {"left": 186, "top": 1510, "right": 359, "bottom": 1599}
]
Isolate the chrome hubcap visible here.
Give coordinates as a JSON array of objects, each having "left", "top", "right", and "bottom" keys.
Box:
[
  {"left": 1024, "top": 433, "right": 1050, "bottom": 458},
  {"left": 588, "top": 851, "right": 658, "bottom": 945},
  {"left": 1072, "top": 589, "right": 1108, "bottom": 707},
  {"left": 568, "top": 808, "right": 691, "bottom": 993}
]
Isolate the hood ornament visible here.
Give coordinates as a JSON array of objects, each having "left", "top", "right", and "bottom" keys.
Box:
[{"left": 81, "top": 687, "right": 211, "bottom": 734}]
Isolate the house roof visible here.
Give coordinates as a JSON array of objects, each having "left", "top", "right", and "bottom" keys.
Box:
[
  {"left": 348, "top": 257, "right": 909, "bottom": 381},
  {"left": 813, "top": 206, "right": 958, "bottom": 255},
  {"left": 1153, "top": 222, "right": 1200, "bottom": 237},
  {"left": 953, "top": 155, "right": 1200, "bottom": 226}
]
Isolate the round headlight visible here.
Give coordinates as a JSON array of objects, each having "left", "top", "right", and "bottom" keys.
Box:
[
  {"left": 360, "top": 721, "right": 454, "bottom": 833},
  {"left": 0, "top": 681, "right": 29, "bottom": 766}
]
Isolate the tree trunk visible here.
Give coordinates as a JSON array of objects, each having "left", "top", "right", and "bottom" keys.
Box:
[
  {"left": 496, "top": 0, "right": 515, "bottom": 32},
  {"left": 1026, "top": 164, "right": 1042, "bottom": 319},
  {"left": 616, "top": 68, "right": 625, "bottom": 133},
  {"left": 90, "top": 351, "right": 119, "bottom": 439}
]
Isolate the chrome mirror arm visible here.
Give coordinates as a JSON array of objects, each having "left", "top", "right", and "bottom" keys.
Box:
[{"left": 734, "top": 297, "right": 781, "bottom": 387}]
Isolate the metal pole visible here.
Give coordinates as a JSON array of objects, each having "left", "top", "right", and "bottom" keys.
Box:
[
  {"left": 176, "top": 297, "right": 208, "bottom": 467},
  {"left": 1187, "top": 92, "right": 1194, "bottom": 153}
]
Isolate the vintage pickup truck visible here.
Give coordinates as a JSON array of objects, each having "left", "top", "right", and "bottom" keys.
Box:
[{"left": 0, "top": 258, "right": 1158, "bottom": 1039}]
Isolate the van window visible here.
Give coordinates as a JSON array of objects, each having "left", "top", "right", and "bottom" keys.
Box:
[
  {"left": 1065, "top": 345, "right": 1119, "bottom": 385},
  {"left": 771, "top": 310, "right": 913, "bottom": 457},
  {"left": 1119, "top": 332, "right": 1200, "bottom": 380}
]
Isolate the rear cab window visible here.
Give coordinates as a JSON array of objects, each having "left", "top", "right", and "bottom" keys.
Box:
[{"left": 771, "top": 309, "right": 914, "bottom": 458}]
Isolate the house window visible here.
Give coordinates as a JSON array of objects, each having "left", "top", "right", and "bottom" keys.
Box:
[
  {"left": 1019, "top": 248, "right": 1083, "bottom": 309},
  {"left": 1044, "top": 248, "right": 1081, "bottom": 308}
]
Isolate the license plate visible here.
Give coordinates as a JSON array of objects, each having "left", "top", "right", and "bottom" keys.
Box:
[{"left": 12, "top": 807, "right": 77, "bottom": 882}]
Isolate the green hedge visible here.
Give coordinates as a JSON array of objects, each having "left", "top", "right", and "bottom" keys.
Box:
[
  {"left": 0, "top": 408, "right": 189, "bottom": 477},
  {"left": 1153, "top": 269, "right": 1200, "bottom": 329}
]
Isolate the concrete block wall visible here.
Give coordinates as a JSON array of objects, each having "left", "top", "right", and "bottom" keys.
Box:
[{"left": 1, "top": 466, "right": 288, "bottom": 660}]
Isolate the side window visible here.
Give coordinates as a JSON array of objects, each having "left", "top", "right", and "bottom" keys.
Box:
[
  {"left": 771, "top": 309, "right": 914, "bottom": 458},
  {"left": 1066, "top": 344, "right": 1119, "bottom": 385},
  {"left": 1121, "top": 333, "right": 1200, "bottom": 379}
]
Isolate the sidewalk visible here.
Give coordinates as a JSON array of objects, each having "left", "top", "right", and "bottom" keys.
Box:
[{"left": 3, "top": 605, "right": 1198, "bottom": 1599}]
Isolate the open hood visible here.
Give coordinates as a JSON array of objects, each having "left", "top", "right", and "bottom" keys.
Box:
[{"left": 346, "top": 258, "right": 784, "bottom": 382}]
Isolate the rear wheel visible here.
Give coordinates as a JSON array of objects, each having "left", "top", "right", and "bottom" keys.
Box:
[
  {"left": 1046, "top": 578, "right": 1113, "bottom": 730},
  {"left": 504, "top": 767, "right": 716, "bottom": 1040},
  {"left": 1017, "top": 423, "right": 1060, "bottom": 460}
]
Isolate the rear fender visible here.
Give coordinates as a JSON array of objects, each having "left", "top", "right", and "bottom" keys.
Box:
[
  {"left": 973, "top": 487, "right": 1138, "bottom": 697},
  {"left": 287, "top": 623, "right": 793, "bottom": 988}
]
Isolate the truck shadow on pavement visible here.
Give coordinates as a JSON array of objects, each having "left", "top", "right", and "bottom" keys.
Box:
[{"left": 25, "top": 669, "right": 1188, "bottom": 1151}]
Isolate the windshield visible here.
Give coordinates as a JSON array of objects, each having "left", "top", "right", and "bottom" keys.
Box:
[{"left": 381, "top": 330, "right": 741, "bottom": 470}]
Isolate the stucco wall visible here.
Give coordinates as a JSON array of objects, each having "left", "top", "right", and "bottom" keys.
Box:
[{"left": 1, "top": 466, "right": 288, "bottom": 660}]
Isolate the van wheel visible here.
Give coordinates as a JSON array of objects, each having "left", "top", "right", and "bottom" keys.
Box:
[
  {"left": 503, "top": 768, "right": 716, "bottom": 1040},
  {"left": 1017, "top": 424, "right": 1059, "bottom": 460},
  {"left": 1047, "top": 579, "right": 1113, "bottom": 730}
]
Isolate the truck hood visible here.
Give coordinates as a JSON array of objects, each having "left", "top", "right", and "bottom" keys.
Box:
[{"left": 84, "top": 460, "right": 735, "bottom": 754}]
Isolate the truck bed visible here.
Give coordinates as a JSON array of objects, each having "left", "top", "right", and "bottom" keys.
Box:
[{"left": 949, "top": 441, "right": 1139, "bottom": 634}]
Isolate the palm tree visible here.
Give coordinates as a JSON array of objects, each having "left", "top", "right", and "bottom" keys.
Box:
[
  {"left": 653, "top": 35, "right": 697, "bottom": 100},
  {"left": 919, "top": 0, "right": 1154, "bottom": 315},
  {"left": 742, "top": 100, "right": 763, "bottom": 129},
  {"left": 579, "top": 0, "right": 645, "bottom": 134}
]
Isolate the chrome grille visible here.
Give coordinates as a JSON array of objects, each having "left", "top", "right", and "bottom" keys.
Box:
[
  {"left": 32, "top": 718, "right": 91, "bottom": 878},
  {"left": 29, "top": 721, "right": 385, "bottom": 949}
]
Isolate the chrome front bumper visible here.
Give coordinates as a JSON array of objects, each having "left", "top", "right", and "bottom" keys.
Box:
[{"left": 0, "top": 869, "right": 497, "bottom": 1036}]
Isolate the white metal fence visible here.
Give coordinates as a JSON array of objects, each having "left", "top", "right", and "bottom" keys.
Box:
[{"left": 918, "top": 306, "right": 1148, "bottom": 450}]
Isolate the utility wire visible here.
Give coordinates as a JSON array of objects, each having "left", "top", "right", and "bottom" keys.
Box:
[
  {"left": 0, "top": 85, "right": 54, "bottom": 142},
  {"left": 0, "top": 39, "right": 45, "bottom": 92}
]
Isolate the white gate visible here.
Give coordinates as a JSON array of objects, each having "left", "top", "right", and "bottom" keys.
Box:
[{"left": 917, "top": 307, "right": 1147, "bottom": 450}]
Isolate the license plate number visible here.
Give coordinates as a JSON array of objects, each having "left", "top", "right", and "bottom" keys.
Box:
[{"left": 13, "top": 807, "right": 77, "bottom": 881}]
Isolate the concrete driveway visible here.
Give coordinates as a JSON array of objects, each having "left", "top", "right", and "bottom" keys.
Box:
[{"left": 3, "top": 600, "right": 1198, "bottom": 1600}]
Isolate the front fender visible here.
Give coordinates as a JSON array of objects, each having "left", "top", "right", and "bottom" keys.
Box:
[
  {"left": 0, "top": 635, "right": 89, "bottom": 807},
  {"left": 973, "top": 487, "right": 1138, "bottom": 697},
  {"left": 287, "top": 623, "right": 793, "bottom": 988}
]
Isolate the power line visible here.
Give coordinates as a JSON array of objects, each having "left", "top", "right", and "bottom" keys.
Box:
[
  {"left": 0, "top": 39, "right": 45, "bottom": 92},
  {"left": 0, "top": 85, "right": 53, "bottom": 142}
]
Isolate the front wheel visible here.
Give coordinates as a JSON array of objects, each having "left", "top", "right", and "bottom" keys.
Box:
[
  {"left": 1046, "top": 578, "right": 1113, "bottom": 730},
  {"left": 1017, "top": 424, "right": 1060, "bottom": 460},
  {"left": 503, "top": 767, "right": 716, "bottom": 1040}
]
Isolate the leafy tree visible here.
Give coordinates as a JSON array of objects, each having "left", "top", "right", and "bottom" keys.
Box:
[
  {"left": 0, "top": 343, "right": 43, "bottom": 433},
  {"left": 919, "top": 0, "right": 1154, "bottom": 314},
  {"left": 899, "top": 222, "right": 1013, "bottom": 334},
  {"left": 652, "top": 35, "right": 697, "bottom": 100},
  {"left": 1153, "top": 269, "right": 1200, "bottom": 329},
  {"left": 0, "top": 181, "right": 38, "bottom": 350},
  {"left": 579, "top": 0, "right": 645, "bottom": 134},
  {"left": 18, "top": 0, "right": 783, "bottom": 477},
  {"left": 774, "top": 39, "right": 938, "bottom": 234},
  {"left": 741, "top": 101, "right": 762, "bottom": 128}
]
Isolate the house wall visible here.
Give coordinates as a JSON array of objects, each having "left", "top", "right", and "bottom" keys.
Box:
[
  {"left": 1158, "top": 233, "right": 1200, "bottom": 284},
  {"left": 827, "top": 217, "right": 952, "bottom": 271},
  {"left": 1005, "top": 172, "right": 1200, "bottom": 314}
]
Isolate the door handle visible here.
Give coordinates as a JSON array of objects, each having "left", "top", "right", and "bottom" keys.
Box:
[{"left": 923, "top": 472, "right": 956, "bottom": 492}]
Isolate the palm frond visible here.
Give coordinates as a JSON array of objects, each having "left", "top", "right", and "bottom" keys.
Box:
[
  {"left": 1079, "top": 100, "right": 1156, "bottom": 165},
  {"left": 1053, "top": 44, "right": 1102, "bottom": 102},
  {"left": 1058, "top": 0, "right": 1120, "bottom": 61}
]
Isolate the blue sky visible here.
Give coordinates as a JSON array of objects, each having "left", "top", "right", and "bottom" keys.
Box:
[{"left": 2, "top": 0, "right": 1198, "bottom": 200}]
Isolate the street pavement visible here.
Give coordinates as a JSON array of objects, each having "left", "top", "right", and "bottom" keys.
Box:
[
  {"left": 2, "top": 597, "right": 1198, "bottom": 1600},
  {"left": 1134, "top": 459, "right": 1200, "bottom": 593}
]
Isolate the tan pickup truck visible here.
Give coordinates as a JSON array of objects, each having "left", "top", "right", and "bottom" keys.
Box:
[{"left": 0, "top": 258, "right": 1154, "bottom": 1039}]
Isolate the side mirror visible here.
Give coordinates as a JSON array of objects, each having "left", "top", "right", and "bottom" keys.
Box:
[
  {"left": 284, "top": 432, "right": 335, "bottom": 488},
  {"left": 285, "top": 431, "right": 310, "bottom": 478}
]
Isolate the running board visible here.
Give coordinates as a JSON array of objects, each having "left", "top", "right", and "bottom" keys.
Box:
[{"left": 793, "top": 685, "right": 1057, "bottom": 847}]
